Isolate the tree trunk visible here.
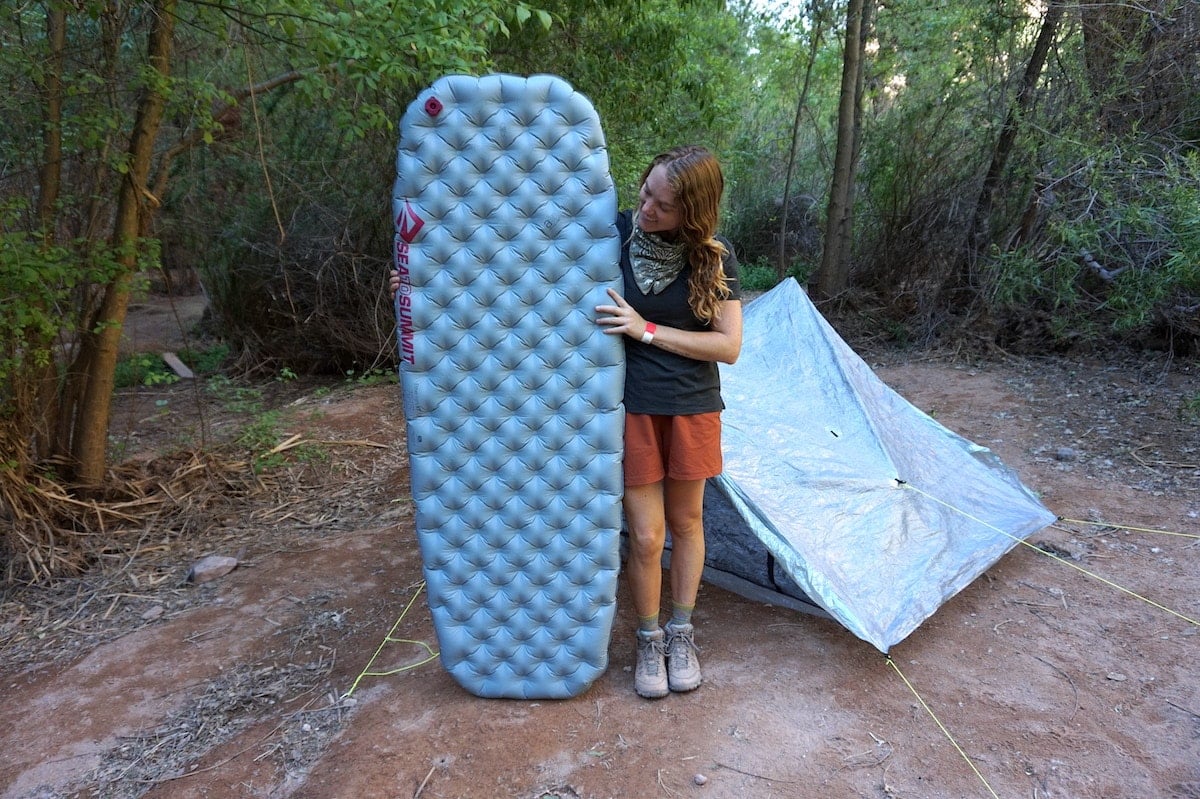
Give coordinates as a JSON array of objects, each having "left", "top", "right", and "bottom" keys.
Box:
[
  {"left": 28, "top": 4, "right": 69, "bottom": 462},
  {"left": 815, "top": 0, "right": 867, "bottom": 299},
  {"left": 37, "top": 5, "right": 65, "bottom": 239},
  {"left": 837, "top": 0, "right": 872, "bottom": 282},
  {"left": 53, "top": 6, "right": 128, "bottom": 464},
  {"left": 71, "top": 0, "right": 177, "bottom": 490},
  {"left": 960, "top": 0, "right": 1063, "bottom": 289},
  {"left": 777, "top": 0, "right": 828, "bottom": 281}
]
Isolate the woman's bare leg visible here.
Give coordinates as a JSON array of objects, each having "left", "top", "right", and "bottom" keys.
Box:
[
  {"left": 664, "top": 477, "right": 707, "bottom": 608},
  {"left": 623, "top": 481, "right": 667, "bottom": 621}
]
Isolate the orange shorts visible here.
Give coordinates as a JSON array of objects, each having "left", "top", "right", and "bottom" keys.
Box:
[{"left": 623, "top": 412, "right": 723, "bottom": 487}]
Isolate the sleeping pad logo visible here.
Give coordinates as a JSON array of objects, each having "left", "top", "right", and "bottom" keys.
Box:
[{"left": 394, "top": 200, "right": 424, "bottom": 364}]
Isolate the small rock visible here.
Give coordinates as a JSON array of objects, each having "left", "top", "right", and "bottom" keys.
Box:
[
  {"left": 187, "top": 555, "right": 239, "bottom": 583},
  {"left": 1053, "top": 447, "right": 1078, "bottom": 462},
  {"left": 694, "top": 774, "right": 708, "bottom": 786},
  {"left": 1107, "top": 672, "right": 1127, "bottom": 682},
  {"left": 141, "top": 605, "right": 165, "bottom": 621}
]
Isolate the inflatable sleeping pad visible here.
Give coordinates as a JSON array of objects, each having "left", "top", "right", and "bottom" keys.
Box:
[{"left": 392, "top": 74, "right": 624, "bottom": 699}]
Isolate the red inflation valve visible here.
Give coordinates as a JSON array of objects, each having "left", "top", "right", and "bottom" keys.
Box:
[{"left": 424, "top": 96, "right": 443, "bottom": 116}]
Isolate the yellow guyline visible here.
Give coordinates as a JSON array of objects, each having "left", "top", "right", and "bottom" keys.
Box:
[
  {"left": 901, "top": 483, "right": 1200, "bottom": 628},
  {"left": 1059, "top": 517, "right": 1200, "bottom": 540},
  {"left": 886, "top": 655, "right": 1002, "bottom": 799},
  {"left": 344, "top": 581, "right": 439, "bottom": 698},
  {"left": 887, "top": 484, "right": 1195, "bottom": 798}
]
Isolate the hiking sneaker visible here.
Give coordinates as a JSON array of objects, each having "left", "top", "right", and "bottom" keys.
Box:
[
  {"left": 635, "top": 628, "right": 669, "bottom": 699},
  {"left": 665, "top": 622, "right": 702, "bottom": 693}
]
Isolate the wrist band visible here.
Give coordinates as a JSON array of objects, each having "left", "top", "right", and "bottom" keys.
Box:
[{"left": 641, "top": 323, "right": 657, "bottom": 344}]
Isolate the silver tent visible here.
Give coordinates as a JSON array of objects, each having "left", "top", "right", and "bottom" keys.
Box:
[{"left": 697, "top": 278, "right": 1056, "bottom": 652}]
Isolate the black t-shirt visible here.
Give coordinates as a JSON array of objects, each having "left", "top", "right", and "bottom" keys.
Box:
[{"left": 615, "top": 210, "right": 741, "bottom": 415}]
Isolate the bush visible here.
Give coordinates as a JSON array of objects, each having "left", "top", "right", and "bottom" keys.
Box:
[
  {"left": 983, "top": 145, "right": 1200, "bottom": 352},
  {"left": 188, "top": 124, "right": 397, "bottom": 375}
]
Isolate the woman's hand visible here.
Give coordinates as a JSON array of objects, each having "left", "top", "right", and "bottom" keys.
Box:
[
  {"left": 388, "top": 269, "right": 400, "bottom": 297},
  {"left": 595, "top": 288, "right": 651, "bottom": 341}
]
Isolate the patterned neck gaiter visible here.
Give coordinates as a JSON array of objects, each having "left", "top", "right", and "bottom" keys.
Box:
[{"left": 629, "top": 225, "right": 688, "bottom": 295}]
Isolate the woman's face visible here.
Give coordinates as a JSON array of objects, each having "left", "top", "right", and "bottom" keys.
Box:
[{"left": 637, "top": 164, "right": 681, "bottom": 236}]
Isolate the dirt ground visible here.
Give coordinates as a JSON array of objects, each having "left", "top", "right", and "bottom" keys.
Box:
[{"left": 2, "top": 295, "right": 1199, "bottom": 799}]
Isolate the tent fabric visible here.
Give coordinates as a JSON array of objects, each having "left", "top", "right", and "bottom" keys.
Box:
[{"left": 707, "top": 278, "right": 1056, "bottom": 652}]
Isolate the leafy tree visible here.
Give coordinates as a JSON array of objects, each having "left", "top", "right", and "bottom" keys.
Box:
[
  {"left": 1079, "top": 0, "right": 1199, "bottom": 138},
  {"left": 0, "top": 0, "right": 536, "bottom": 574},
  {"left": 960, "top": 0, "right": 1066, "bottom": 293},
  {"left": 715, "top": 1, "right": 838, "bottom": 280},
  {"left": 491, "top": 0, "right": 748, "bottom": 204},
  {"left": 775, "top": 0, "right": 833, "bottom": 280}
]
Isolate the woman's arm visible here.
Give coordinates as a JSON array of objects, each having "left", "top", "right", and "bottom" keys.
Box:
[{"left": 595, "top": 289, "right": 742, "bottom": 365}]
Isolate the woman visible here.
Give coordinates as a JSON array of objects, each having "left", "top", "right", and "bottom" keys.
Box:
[{"left": 595, "top": 145, "right": 742, "bottom": 698}]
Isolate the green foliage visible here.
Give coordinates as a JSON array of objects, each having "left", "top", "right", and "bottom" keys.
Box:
[
  {"left": 0, "top": 202, "right": 130, "bottom": 427},
  {"left": 233, "top": 407, "right": 327, "bottom": 473},
  {"left": 194, "top": 370, "right": 320, "bottom": 470},
  {"left": 719, "top": 2, "right": 840, "bottom": 269},
  {"left": 847, "top": 0, "right": 1040, "bottom": 296},
  {"left": 738, "top": 258, "right": 777, "bottom": 293},
  {"left": 739, "top": 258, "right": 810, "bottom": 294},
  {"left": 0, "top": 0, "right": 531, "bottom": 470},
  {"left": 344, "top": 367, "right": 396, "bottom": 386},
  {"left": 726, "top": 10, "right": 839, "bottom": 169},
  {"left": 171, "top": 0, "right": 550, "bottom": 371},
  {"left": 985, "top": 144, "right": 1200, "bottom": 345},
  {"left": 205, "top": 376, "right": 322, "bottom": 471},
  {"left": 492, "top": 0, "right": 748, "bottom": 202},
  {"left": 0, "top": 224, "right": 74, "bottom": 391},
  {"left": 985, "top": 247, "right": 1078, "bottom": 311},
  {"left": 280, "top": 0, "right": 543, "bottom": 137},
  {"left": 206, "top": 375, "right": 265, "bottom": 414},
  {"left": 234, "top": 408, "right": 287, "bottom": 472},
  {"left": 112, "top": 343, "right": 228, "bottom": 388},
  {"left": 113, "top": 354, "right": 178, "bottom": 389},
  {"left": 181, "top": 343, "right": 231, "bottom": 375},
  {"left": 1182, "top": 392, "right": 1200, "bottom": 422}
]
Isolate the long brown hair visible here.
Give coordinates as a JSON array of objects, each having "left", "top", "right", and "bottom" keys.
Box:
[{"left": 638, "top": 145, "right": 732, "bottom": 323}]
